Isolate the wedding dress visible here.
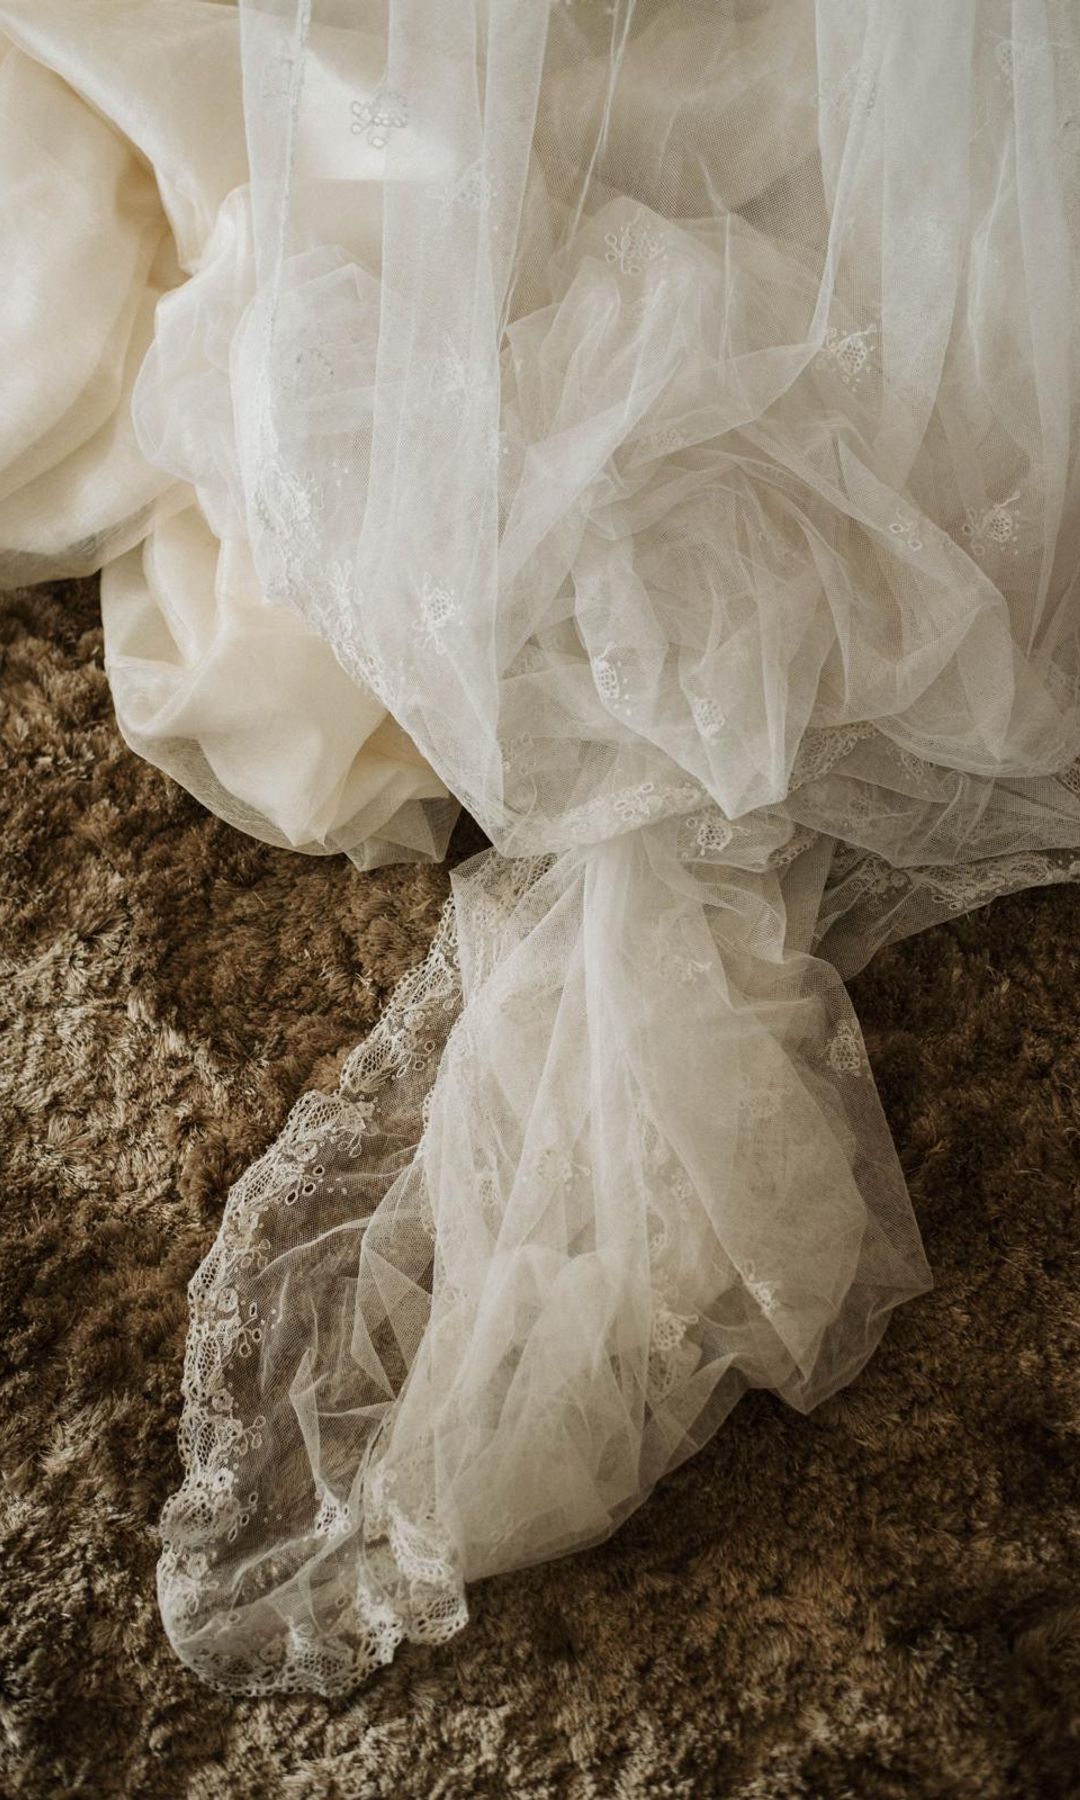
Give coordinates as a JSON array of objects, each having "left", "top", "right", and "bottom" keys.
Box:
[{"left": 3, "top": 0, "right": 1080, "bottom": 1695}]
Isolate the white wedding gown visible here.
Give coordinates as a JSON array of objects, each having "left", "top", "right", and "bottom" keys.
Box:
[{"left": 3, "top": 0, "right": 1080, "bottom": 1695}]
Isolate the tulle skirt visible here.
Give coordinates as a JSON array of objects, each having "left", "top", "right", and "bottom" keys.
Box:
[{"left": 1, "top": 0, "right": 1079, "bottom": 1693}]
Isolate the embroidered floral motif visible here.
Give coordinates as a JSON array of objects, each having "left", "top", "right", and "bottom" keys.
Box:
[
  {"left": 888, "top": 508, "right": 924, "bottom": 553},
  {"left": 641, "top": 425, "right": 685, "bottom": 458},
  {"left": 418, "top": 573, "right": 460, "bottom": 653},
  {"left": 822, "top": 850, "right": 912, "bottom": 913},
  {"left": 647, "top": 1301, "right": 698, "bottom": 1404},
  {"left": 738, "top": 1088, "right": 781, "bottom": 1125},
  {"left": 651, "top": 1305, "right": 689, "bottom": 1356},
  {"left": 227, "top": 1490, "right": 260, "bottom": 1546},
  {"left": 613, "top": 782, "right": 657, "bottom": 827},
  {"left": 366, "top": 1464, "right": 461, "bottom": 1592},
  {"left": 655, "top": 921, "right": 711, "bottom": 987},
  {"left": 557, "top": 780, "right": 705, "bottom": 850},
  {"left": 917, "top": 854, "right": 1080, "bottom": 911},
  {"left": 280, "top": 343, "right": 337, "bottom": 399},
  {"left": 687, "top": 813, "right": 735, "bottom": 858},
  {"left": 1059, "top": 760, "right": 1080, "bottom": 798},
  {"left": 430, "top": 343, "right": 469, "bottom": 405},
  {"left": 691, "top": 695, "right": 725, "bottom": 740},
  {"left": 962, "top": 491, "right": 1021, "bottom": 559},
  {"left": 313, "top": 1492, "right": 353, "bottom": 1539},
  {"left": 252, "top": 461, "right": 320, "bottom": 541},
  {"left": 895, "top": 745, "right": 930, "bottom": 784},
  {"left": 815, "top": 322, "right": 878, "bottom": 390},
  {"left": 529, "top": 1146, "right": 584, "bottom": 1190},
  {"left": 791, "top": 722, "right": 875, "bottom": 789},
  {"left": 604, "top": 212, "right": 664, "bottom": 276},
  {"left": 826, "top": 1018, "right": 867, "bottom": 1075},
  {"left": 233, "top": 1298, "right": 264, "bottom": 1357},
  {"left": 646, "top": 1204, "right": 670, "bottom": 1259},
  {"left": 768, "top": 824, "right": 819, "bottom": 871},
  {"left": 441, "top": 159, "right": 498, "bottom": 220},
  {"left": 159, "top": 904, "right": 467, "bottom": 1693},
  {"left": 591, "top": 652, "right": 624, "bottom": 709},
  {"left": 742, "top": 1261, "right": 780, "bottom": 1318},
  {"left": 995, "top": 36, "right": 1040, "bottom": 88},
  {"left": 351, "top": 86, "right": 409, "bottom": 150},
  {"left": 416, "top": 1177, "right": 437, "bottom": 1242}
]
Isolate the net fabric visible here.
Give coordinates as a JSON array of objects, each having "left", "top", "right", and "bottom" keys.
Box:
[
  {"left": 160, "top": 831, "right": 932, "bottom": 1694},
  {"left": 159, "top": 892, "right": 470, "bottom": 1692},
  {"left": 156, "top": 0, "right": 1080, "bottom": 1689},
  {"left": 235, "top": 0, "right": 1080, "bottom": 854},
  {"left": 2, "top": 0, "right": 1079, "bottom": 1694}
]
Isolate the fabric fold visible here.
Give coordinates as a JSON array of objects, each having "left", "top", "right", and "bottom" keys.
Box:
[
  {"left": 159, "top": 829, "right": 930, "bottom": 1694},
  {"left": 3, "top": 0, "right": 1080, "bottom": 1699}
]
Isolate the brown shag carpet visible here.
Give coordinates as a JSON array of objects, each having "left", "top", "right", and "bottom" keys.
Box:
[{"left": 1, "top": 577, "right": 1078, "bottom": 1800}]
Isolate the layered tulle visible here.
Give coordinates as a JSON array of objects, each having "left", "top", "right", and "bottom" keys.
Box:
[
  {"left": 160, "top": 831, "right": 933, "bottom": 1692},
  {"left": 2, "top": 0, "right": 1080, "bottom": 1694},
  {"left": 152, "top": 0, "right": 1080, "bottom": 1694}
]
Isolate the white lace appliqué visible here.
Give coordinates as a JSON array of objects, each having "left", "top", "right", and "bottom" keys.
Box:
[
  {"left": 556, "top": 778, "right": 705, "bottom": 850},
  {"left": 790, "top": 721, "right": 876, "bottom": 790},
  {"left": 742, "top": 1261, "right": 781, "bottom": 1319},
  {"left": 613, "top": 782, "right": 658, "bottom": 828},
  {"left": 826, "top": 1018, "right": 868, "bottom": 1075},
  {"left": 995, "top": 36, "right": 1041, "bottom": 89},
  {"left": 642, "top": 425, "right": 687, "bottom": 459},
  {"left": 962, "top": 492, "right": 1021, "bottom": 560},
  {"left": 418, "top": 573, "right": 460, "bottom": 653},
  {"left": 351, "top": 85, "right": 409, "bottom": 150},
  {"left": 1059, "top": 760, "right": 1080, "bottom": 799},
  {"left": 605, "top": 212, "right": 664, "bottom": 277},
  {"left": 686, "top": 812, "right": 735, "bottom": 859},
  {"left": 815, "top": 322, "right": 878, "bottom": 390},
  {"left": 591, "top": 650, "right": 631, "bottom": 716},
  {"left": 527, "top": 1145, "right": 585, "bottom": 1192},
  {"left": 691, "top": 695, "right": 725, "bottom": 741},
  {"left": 738, "top": 1088, "right": 782, "bottom": 1125},
  {"left": 647, "top": 1301, "right": 698, "bottom": 1405},
  {"left": 159, "top": 908, "right": 469, "bottom": 1694},
  {"left": 654, "top": 920, "right": 711, "bottom": 987},
  {"left": 441, "top": 159, "right": 498, "bottom": 221},
  {"left": 888, "top": 508, "right": 924, "bottom": 554}
]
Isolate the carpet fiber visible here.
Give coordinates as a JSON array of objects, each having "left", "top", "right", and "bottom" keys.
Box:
[{"left": 2, "top": 579, "right": 1078, "bottom": 1799}]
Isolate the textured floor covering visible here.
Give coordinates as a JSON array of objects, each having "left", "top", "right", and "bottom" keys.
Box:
[{"left": 1, "top": 577, "right": 1078, "bottom": 1800}]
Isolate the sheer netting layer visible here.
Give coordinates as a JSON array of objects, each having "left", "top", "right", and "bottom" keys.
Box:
[
  {"left": 3, "top": 0, "right": 1080, "bottom": 1695},
  {"left": 160, "top": 838, "right": 933, "bottom": 1694}
]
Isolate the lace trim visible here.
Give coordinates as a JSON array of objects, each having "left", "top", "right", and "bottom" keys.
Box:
[
  {"left": 790, "top": 721, "right": 877, "bottom": 789},
  {"left": 158, "top": 903, "right": 469, "bottom": 1694}
]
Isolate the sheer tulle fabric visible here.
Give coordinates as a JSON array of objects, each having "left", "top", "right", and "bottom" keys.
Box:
[{"left": 2, "top": 0, "right": 1080, "bottom": 1694}]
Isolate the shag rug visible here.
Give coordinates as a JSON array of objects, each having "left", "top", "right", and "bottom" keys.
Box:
[{"left": 1, "top": 578, "right": 1078, "bottom": 1800}]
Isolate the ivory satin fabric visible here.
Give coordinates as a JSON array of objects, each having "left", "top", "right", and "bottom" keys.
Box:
[{"left": 0, "top": 2, "right": 451, "bottom": 865}]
